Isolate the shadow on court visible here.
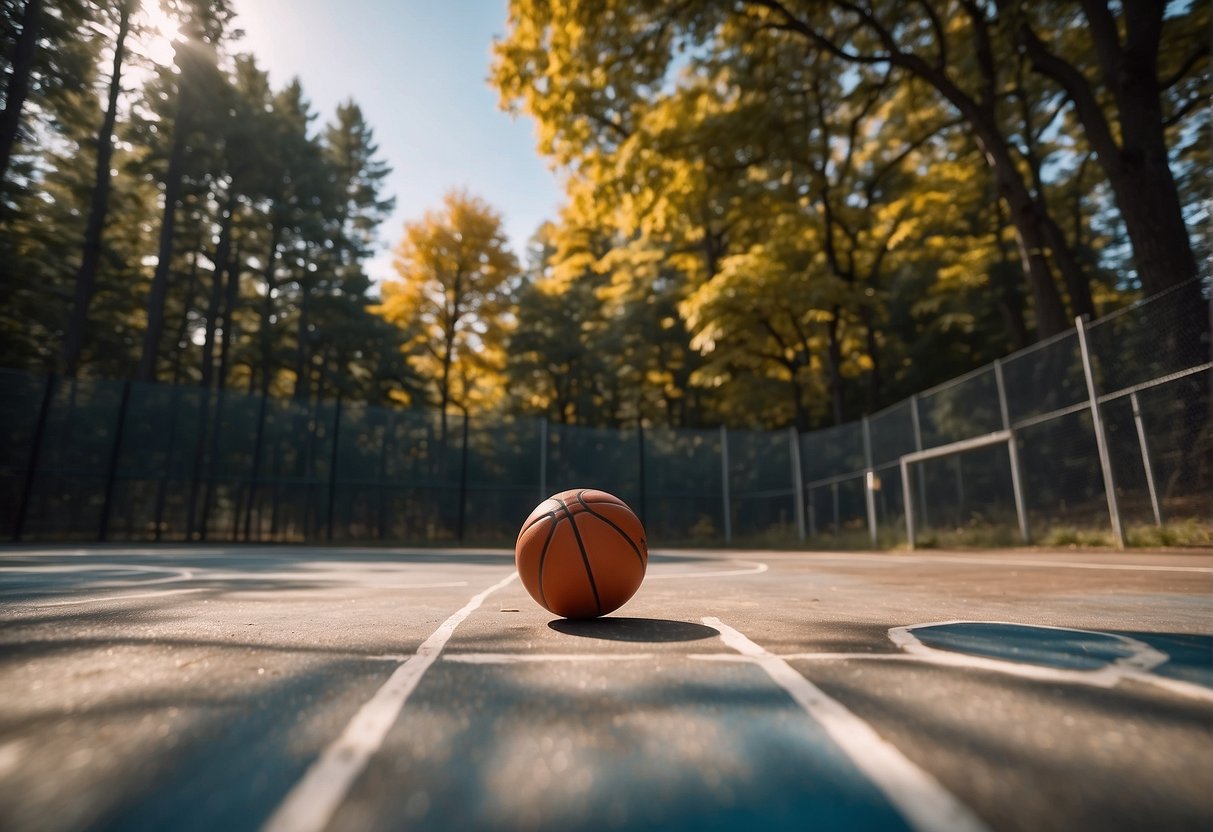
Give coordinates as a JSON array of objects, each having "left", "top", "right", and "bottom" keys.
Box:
[{"left": 548, "top": 617, "right": 719, "bottom": 643}]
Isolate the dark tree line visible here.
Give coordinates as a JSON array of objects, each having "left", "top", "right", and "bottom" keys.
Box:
[{"left": 1, "top": 0, "right": 413, "bottom": 406}]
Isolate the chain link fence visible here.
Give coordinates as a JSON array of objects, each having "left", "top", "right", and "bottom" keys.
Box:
[{"left": 2, "top": 281, "right": 1209, "bottom": 547}]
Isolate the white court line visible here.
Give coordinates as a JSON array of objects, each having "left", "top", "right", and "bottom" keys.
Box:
[
  {"left": 18, "top": 587, "right": 208, "bottom": 608},
  {"left": 688, "top": 652, "right": 922, "bottom": 663},
  {"left": 0, "top": 564, "right": 194, "bottom": 587},
  {"left": 704, "top": 616, "right": 991, "bottom": 832},
  {"left": 647, "top": 559, "right": 768, "bottom": 580},
  {"left": 888, "top": 620, "right": 1213, "bottom": 703},
  {"left": 1130, "top": 674, "right": 1213, "bottom": 703},
  {"left": 795, "top": 552, "right": 1213, "bottom": 574},
  {"left": 444, "top": 652, "right": 654, "bottom": 664},
  {"left": 260, "top": 571, "right": 518, "bottom": 832},
  {"left": 889, "top": 620, "right": 1168, "bottom": 688}
]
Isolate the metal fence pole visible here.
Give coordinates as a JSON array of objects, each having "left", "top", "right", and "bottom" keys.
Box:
[
  {"left": 862, "top": 416, "right": 878, "bottom": 548},
  {"left": 789, "top": 427, "right": 805, "bottom": 541},
  {"left": 1076, "top": 315, "right": 1126, "bottom": 548},
  {"left": 1130, "top": 391, "right": 1163, "bottom": 526},
  {"left": 98, "top": 380, "right": 132, "bottom": 542},
  {"left": 994, "top": 359, "right": 1030, "bottom": 543},
  {"left": 720, "top": 425, "right": 732, "bottom": 544},
  {"left": 13, "top": 374, "right": 57, "bottom": 541},
  {"left": 831, "top": 482, "right": 840, "bottom": 534},
  {"left": 901, "top": 458, "right": 916, "bottom": 549}
]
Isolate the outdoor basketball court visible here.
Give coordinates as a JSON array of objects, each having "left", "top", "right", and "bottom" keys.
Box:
[{"left": 1, "top": 544, "right": 1210, "bottom": 831}]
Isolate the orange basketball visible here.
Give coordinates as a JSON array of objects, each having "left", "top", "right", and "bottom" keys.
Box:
[{"left": 515, "top": 488, "right": 648, "bottom": 619}]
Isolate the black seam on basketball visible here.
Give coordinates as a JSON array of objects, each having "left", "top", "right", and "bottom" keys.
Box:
[
  {"left": 576, "top": 492, "right": 646, "bottom": 569},
  {"left": 559, "top": 502, "right": 602, "bottom": 616},
  {"left": 536, "top": 515, "right": 561, "bottom": 609},
  {"left": 521, "top": 511, "right": 557, "bottom": 538}
]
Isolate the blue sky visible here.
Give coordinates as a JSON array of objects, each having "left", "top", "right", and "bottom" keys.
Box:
[{"left": 231, "top": 0, "right": 563, "bottom": 283}]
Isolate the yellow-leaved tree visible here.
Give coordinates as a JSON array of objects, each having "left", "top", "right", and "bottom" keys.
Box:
[{"left": 375, "top": 190, "right": 518, "bottom": 441}]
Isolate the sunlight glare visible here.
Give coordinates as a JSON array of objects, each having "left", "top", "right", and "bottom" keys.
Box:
[{"left": 135, "top": 1, "right": 182, "bottom": 67}]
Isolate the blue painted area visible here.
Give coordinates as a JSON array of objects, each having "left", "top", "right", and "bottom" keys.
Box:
[
  {"left": 1112, "top": 632, "right": 1213, "bottom": 690},
  {"left": 912, "top": 623, "right": 1136, "bottom": 671}
]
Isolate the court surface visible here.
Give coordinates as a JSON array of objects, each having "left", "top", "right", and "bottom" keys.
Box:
[{"left": 1, "top": 544, "right": 1210, "bottom": 832}]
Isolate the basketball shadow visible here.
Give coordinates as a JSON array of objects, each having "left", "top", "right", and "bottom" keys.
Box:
[{"left": 548, "top": 617, "right": 718, "bottom": 643}]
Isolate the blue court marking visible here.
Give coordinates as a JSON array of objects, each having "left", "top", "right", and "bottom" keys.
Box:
[
  {"left": 1112, "top": 632, "right": 1213, "bottom": 690},
  {"left": 910, "top": 623, "right": 1137, "bottom": 671}
]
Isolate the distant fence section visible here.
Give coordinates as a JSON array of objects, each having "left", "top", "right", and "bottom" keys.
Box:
[{"left": 2, "top": 281, "right": 1209, "bottom": 547}]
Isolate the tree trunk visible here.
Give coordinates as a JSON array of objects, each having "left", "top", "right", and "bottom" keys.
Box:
[
  {"left": 293, "top": 269, "right": 311, "bottom": 402},
  {"left": 1002, "top": 180, "right": 1069, "bottom": 337},
  {"left": 993, "top": 201, "right": 1030, "bottom": 350},
  {"left": 200, "top": 192, "right": 236, "bottom": 388},
  {"left": 216, "top": 244, "right": 241, "bottom": 392},
  {"left": 256, "top": 220, "right": 283, "bottom": 395},
  {"left": 62, "top": 0, "right": 131, "bottom": 377},
  {"left": 137, "top": 49, "right": 194, "bottom": 383},
  {"left": 1039, "top": 205, "right": 1095, "bottom": 320},
  {"left": 767, "top": 3, "right": 1075, "bottom": 337},
  {"left": 1013, "top": 0, "right": 1199, "bottom": 297},
  {"left": 0, "top": 0, "right": 43, "bottom": 183},
  {"left": 860, "top": 306, "right": 881, "bottom": 412},
  {"left": 170, "top": 241, "right": 203, "bottom": 384}
]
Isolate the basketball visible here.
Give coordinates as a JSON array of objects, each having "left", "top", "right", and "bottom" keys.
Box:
[{"left": 514, "top": 488, "right": 648, "bottom": 619}]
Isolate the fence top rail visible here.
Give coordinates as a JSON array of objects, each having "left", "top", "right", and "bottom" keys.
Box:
[
  {"left": 805, "top": 470, "right": 868, "bottom": 489},
  {"left": 901, "top": 430, "right": 1012, "bottom": 466},
  {"left": 1096, "top": 361, "right": 1212, "bottom": 405}
]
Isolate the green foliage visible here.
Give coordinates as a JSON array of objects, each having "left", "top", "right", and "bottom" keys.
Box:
[
  {"left": 491, "top": 0, "right": 1207, "bottom": 430},
  {"left": 0, "top": 0, "right": 406, "bottom": 406}
]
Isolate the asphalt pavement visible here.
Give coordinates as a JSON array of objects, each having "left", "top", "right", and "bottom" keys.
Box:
[{"left": 0, "top": 544, "right": 1210, "bottom": 831}]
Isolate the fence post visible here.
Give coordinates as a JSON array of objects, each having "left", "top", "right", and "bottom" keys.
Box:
[
  {"left": 720, "top": 425, "right": 732, "bottom": 544},
  {"left": 538, "top": 416, "right": 548, "bottom": 499},
  {"left": 98, "top": 380, "right": 132, "bottom": 542},
  {"left": 325, "top": 395, "right": 343, "bottom": 542},
  {"left": 1130, "top": 391, "right": 1163, "bottom": 527},
  {"left": 994, "top": 359, "right": 1030, "bottom": 543},
  {"left": 789, "top": 427, "right": 805, "bottom": 541},
  {"left": 1076, "top": 315, "right": 1126, "bottom": 548},
  {"left": 13, "top": 374, "right": 57, "bottom": 541},
  {"left": 901, "top": 458, "right": 915, "bottom": 549},
  {"left": 862, "top": 416, "right": 878, "bottom": 548}
]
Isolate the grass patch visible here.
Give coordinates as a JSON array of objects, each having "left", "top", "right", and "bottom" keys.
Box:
[
  {"left": 1041, "top": 526, "right": 1115, "bottom": 548},
  {"left": 1126, "top": 518, "right": 1213, "bottom": 548}
]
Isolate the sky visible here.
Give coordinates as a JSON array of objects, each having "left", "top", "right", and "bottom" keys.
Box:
[{"left": 229, "top": 0, "right": 563, "bottom": 284}]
